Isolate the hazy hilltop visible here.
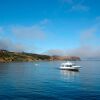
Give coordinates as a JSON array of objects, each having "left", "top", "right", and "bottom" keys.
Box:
[{"left": 0, "top": 50, "right": 80, "bottom": 63}]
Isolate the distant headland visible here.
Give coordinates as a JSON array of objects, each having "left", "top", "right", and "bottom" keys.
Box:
[{"left": 0, "top": 50, "right": 80, "bottom": 63}]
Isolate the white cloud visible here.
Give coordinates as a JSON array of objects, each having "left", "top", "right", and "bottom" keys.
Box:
[
  {"left": 10, "top": 19, "right": 51, "bottom": 40},
  {"left": 0, "top": 19, "right": 54, "bottom": 54},
  {"left": 44, "top": 25, "right": 100, "bottom": 58},
  {"left": 0, "top": 19, "right": 50, "bottom": 52},
  {"left": 80, "top": 28, "right": 97, "bottom": 45},
  {"left": 11, "top": 25, "right": 45, "bottom": 40},
  {"left": 44, "top": 45, "right": 100, "bottom": 58},
  {"left": 0, "top": 38, "right": 26, "bottom": 52},
  {"left": 44, "top": 49, "right": 66, "bottom": 56},
  {"left": 66, "top": 46, "right": 100, "bottom": 58},
  {"left": 0, "top": 38, "right": 38, "bottom": 52}
]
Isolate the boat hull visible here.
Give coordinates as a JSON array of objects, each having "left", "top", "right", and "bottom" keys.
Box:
[{"left": 60, "top": 66, "right": 81, "bottom": 71}]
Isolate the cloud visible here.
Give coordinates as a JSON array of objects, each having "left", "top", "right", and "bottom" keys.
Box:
[
  {"left": 66, "top": 46, "right": 100, "bottom": 58},
  {"left": 0, "top": 18, "right": 51, "bottom": 41},
  {"left": 11, "top": 25, "right": 45, "bottom": 40},
  {"left": 0, "top": 27, "right": 4, "bottom": 37},
  {"left": 44, "top": 49, "right": 66, "bottom": 56},
  {"left": 44, "top": 25, "right": 100, "bottom": 58},
  {"left": 0, "top": 38, "right": 38, "bottom": 53},
  {"left": 0, "top": 38, "right": 26, "bottom": 52},
  {"left": 45, "top": 46, "right": 100, "bottom": 58},
  {"left": 80, "top": 28, "right": 97, "bottom": 45},
  {"left": 0, "top": 19, "right": 51, "bottom": 52}
]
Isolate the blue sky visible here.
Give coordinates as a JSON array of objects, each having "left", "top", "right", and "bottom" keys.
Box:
[{"left": 0, "top": 0, "right": 100, "bottom": 57}]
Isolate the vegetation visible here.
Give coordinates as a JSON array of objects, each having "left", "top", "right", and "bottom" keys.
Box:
[
  {"left": 0, "top": 50, "right": 80, "bottom": 63},
  {"left": 0, "top": 50, "right": 51, "bottom": 62}
]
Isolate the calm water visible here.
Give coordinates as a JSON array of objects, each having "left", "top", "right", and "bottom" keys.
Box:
[{"left": 0, "top": 61, "right": 100, "bottom": 100}]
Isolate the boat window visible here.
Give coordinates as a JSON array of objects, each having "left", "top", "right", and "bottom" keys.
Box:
[
  {"left": 65, "top": 65, "right": 67, "bottom": 67},
  {"left": 66, "top": 65, "right": 72, "bottom": 67},
  {"left": 70, "top": 65, "right": 72, "bottom": 67},
  {"left": 62, "top": 65, "right": 64, "bottom": 67}
]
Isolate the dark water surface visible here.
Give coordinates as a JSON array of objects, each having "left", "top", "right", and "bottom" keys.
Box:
[{"left": 0, "top": 61, "right": 100, "bottom": 100}]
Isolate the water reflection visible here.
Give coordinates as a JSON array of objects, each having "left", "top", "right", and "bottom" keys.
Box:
[{"left": 60, "top": 70, "right": 79, "bottom": 80}]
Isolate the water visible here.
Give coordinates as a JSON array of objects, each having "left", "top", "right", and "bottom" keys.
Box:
[{"left": 0, "top": 61, "right": 100, "bottom": 100}]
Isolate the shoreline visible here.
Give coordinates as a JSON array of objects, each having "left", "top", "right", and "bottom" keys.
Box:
[{"left": 0, "top": 50, "right": 81, "bottom": 63}]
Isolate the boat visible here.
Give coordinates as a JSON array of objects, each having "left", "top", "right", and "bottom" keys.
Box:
[{"left": 60, "top": 61, "right": 81, "bottom": 71}]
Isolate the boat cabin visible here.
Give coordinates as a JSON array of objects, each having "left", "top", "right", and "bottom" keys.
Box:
[{"left": 61, "top": 62, "right": 75, "bottom": 67}]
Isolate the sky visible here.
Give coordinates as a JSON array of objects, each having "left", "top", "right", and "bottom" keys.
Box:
[{"left": 0, "top": 0, "right": 100, "bottom": 58}]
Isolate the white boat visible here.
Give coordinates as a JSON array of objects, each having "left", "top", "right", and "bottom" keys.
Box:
[{"left": 60, "top": 61, "right": 81, "bottom": 71}]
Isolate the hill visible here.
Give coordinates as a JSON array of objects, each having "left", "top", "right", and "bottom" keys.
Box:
[{"left": 0, "top": 50, "right": 80, "bottom": 62}]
